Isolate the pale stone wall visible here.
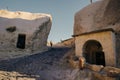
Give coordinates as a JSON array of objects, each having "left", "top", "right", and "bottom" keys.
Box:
[
  {"left": 61, "top": 38, "right": 75, "bottom": 47},
  {"left": 75, "top": 31, "right": 116, "bottom": 67}
]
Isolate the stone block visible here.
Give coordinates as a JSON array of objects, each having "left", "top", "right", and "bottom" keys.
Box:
[
  {"left": 69, "top": 59, "right": 79, "bottom": 69},
  {"left": 102, "top": 66, "right": 120, "bottom": 77},
  {"left": 85, "top": 63, "right": 104, "bottom": 72}
]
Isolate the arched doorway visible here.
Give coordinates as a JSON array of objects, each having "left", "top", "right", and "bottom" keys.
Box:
[{"left": 83, "top": 40, "right": 105, "bottom": 66}]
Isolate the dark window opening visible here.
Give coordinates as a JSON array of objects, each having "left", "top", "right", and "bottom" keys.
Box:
[
  {"left": 83, "top": 40, "right": 105, "bottom": 66},
  {"left": 17, "top": 34, "right": 26, "bottom": 49}
]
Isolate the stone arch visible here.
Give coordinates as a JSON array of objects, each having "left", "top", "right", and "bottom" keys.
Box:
[{"left": 83, "top": 40, "right": 105, "bottom": 66}]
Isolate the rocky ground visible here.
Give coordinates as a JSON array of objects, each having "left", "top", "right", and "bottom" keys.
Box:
[
  {"left": 0, "top": 44, "right": 120, "bottom": 80},
  {"left": 0, "top": 46, "right": 78, "bottom": 80},
  {"left": 0, "top": 71, "right": 36, "bottom": 80}
]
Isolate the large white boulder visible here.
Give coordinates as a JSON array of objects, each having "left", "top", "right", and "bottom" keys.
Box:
[{"left": 0, "top": 10, "right": 52, "bottom": 59}]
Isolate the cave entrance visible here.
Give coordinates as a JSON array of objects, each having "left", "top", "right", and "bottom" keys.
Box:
[
  {"left": 17, "top": 34, "right": 26, "bottom": 49},
  {"left": 83, "top": 40, "right": 105, "bottom": 66}
]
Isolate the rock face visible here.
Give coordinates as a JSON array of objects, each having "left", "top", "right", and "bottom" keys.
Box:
[
  {"left": 0, "top": 10, "right": 52, "bottom": 60},
  {"left": 0, "top": 71, "right": 36, "bottom": 80},
  {"left": 74, "top": 0, "right": 120, "bottom": 35}
]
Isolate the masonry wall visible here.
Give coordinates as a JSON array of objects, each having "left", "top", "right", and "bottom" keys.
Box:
[{"left": 75, "top": 31, "right": 116, "bottom": 67}]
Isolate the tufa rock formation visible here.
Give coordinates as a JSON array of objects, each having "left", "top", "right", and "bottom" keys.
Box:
[
  {"left": 74, "top": 0, "right": 120, "bottom": 35},
  {"left": 0, "top": 10, "right": 52, "bottom": 60}
]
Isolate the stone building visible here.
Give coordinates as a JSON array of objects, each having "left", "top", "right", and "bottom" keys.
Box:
[
  {"left": 73, "top": 0, "right": 120, "bottom": 68},
  {"left": 0, "top": 10, "right": 52, "bottom": 59},
  {"left": 73, "top": 28, "right": 116, "bottom": 67}
]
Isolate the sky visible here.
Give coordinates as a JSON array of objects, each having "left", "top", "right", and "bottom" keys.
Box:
[{"left": 0, "top": 0, "right": 98, "bottom": 43}]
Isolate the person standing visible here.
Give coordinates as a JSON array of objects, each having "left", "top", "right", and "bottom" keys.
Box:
[{"left": 50, "top": 41, "right": 53, "bottom": 47}]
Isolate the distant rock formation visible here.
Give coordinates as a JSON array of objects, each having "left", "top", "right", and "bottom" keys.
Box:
[
  {"left": 74, "top": 0, "right": 120, "bottom": 35},
  {"left": 0, "top": 10, "right": 52, "bottom": 60}
]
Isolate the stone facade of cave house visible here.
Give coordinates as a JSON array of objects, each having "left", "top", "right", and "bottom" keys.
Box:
[
  {"left": 73, "top": 28, "right": 116, "bottom": 67},
  {"left": 0, "top": 10, "right": 52, "bottom": 59},
  {"left": 73, "top": 0, "right": 120, "bottom": 68}
]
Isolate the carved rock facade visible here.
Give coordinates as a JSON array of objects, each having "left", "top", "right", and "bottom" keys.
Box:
[{"left": 0, "top": 10, "right": 52, "bottom": 59}]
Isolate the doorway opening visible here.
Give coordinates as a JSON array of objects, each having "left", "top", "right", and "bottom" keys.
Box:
[
  {"left": 16, "top": 34, "right": 26, "bottom": 49},
  {"left": 83, "top": 40, "right": 105, "bottom": 66}
]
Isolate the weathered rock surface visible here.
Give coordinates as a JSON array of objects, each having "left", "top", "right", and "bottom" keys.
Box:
[
  {"left": 85, "top": 63, "right": 104, "bottom": 72},
  {"left": 0, "top": 10, "right": 52, "bottom": 60},
  {"left": 0, "top": 44, "right": 119, "bottom": 80},
  {"left": 0, "top": 47, "right": 72, "bottom": 80},
  {"left": 102, "top": 66, "right": 120, "bottom": 77},
  {"left": 0, "top": 71, "right": 36, "bottom": 80},
  {"left": 74, "top": 0, "right": 120, "bottom": 35}
]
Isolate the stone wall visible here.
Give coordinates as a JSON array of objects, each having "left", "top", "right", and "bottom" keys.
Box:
[
  {"left": 75, "top": 30, "right": 116, "bottom": 67},
  {"left": 61, "top": 38, "right": 75, "bottom": 47}
]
